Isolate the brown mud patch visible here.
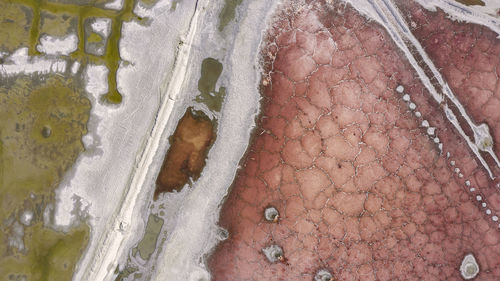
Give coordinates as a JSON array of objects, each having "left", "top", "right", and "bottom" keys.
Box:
[{"left": 154, "top": 108, "right": 214, "bottom": 198}]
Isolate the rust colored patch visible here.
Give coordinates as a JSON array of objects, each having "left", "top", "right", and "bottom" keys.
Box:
[{"left": 155, "top": 107, "right": 214, "bottom": 198}]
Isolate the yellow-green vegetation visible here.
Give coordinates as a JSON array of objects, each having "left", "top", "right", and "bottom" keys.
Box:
[
  {"left": 40, "top": 10, "right": 76, "bottom": 36},
  {"left": 3, "top": 0, "right": 141, "bottom": 104},
  {"left": 195, "top": 57, "right": 226, "bottom": 112},
  {"left": 48, "top": 0, "right": 113, "bottom": 7},
  {"left": 0, "top": 74, "right": 91, "bottom": 280},
  {"left": 87, "top": 32, "right": 103, "bottom": 43},
  {"left": 455, "top": 0, "right": 485, "bottom": 6},
  {"left": 135, "top": 214, "right": 164, "bottom": 261},
  {"left": 1, "top": 223, "right": 90, "bottom": 281},
  {"left": 0, "top": 1, "right": 32, "bottom": 52},
  {"left": 0, "top": 75, "right": 90, "bottom": 209},
  {"left": 218, "top": 0, "right": 242, "bottom": 32},
  {"left": 102, "top": 0, "right": 137, "bottom": 103},
  {"left": 0, "top": 0, "right": 149, "bottom": 278}
]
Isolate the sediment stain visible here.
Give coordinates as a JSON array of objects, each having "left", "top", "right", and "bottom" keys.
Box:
[
  {"left": 155, "top": 108, "right": 214, "bottom": 198},
  {"left": 455, "top": 0, "right": 485, "bottom": 6}
]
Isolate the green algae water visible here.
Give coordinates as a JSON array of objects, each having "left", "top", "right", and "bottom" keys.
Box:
[
  {"left": 218, "top": 0, "right": 242, "bottom": 32},
  {"left": 135, "top": 214, "right": 164, "bottom": 261},
  {"left": 195, "top": 57, "right": 226, "bottom": 112}
]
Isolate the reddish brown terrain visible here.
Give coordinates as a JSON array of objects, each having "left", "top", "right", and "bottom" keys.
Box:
[
  {"left": 396, "top": 0, "right": 500, "bottom": 163},
  {"left": 209, "top": 1, "right": 500, "bottom": 280}
]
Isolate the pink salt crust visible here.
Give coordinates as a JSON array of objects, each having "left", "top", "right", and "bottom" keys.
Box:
[
  {"left": 396, "top": 0, "right": 500, "bottom": 166},
  {"left": 209, "top": 1, "right": 500, "bottom": 280}
]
